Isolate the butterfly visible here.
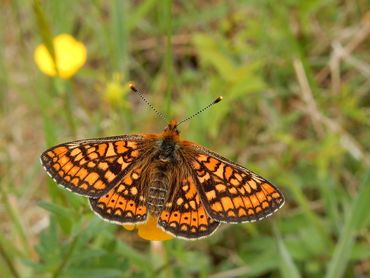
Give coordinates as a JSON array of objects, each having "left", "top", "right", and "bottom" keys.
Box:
[{"left": 40, "top": 84, "right": 284, "bottom": 240}]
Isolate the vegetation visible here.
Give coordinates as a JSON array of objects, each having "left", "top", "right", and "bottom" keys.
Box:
[{"left": 0, "top": 0, "right": 369, "bottom": 277}]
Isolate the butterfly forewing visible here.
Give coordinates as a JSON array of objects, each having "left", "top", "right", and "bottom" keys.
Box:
[
  {"left": 40, "top": 135, "right": 146, "bottom": 197},
  {"left": 187, "top": 145, "right": 284, "bottom": 223},
  {"left": 158, "top": 174, "right": 220, "bottom": 239}
]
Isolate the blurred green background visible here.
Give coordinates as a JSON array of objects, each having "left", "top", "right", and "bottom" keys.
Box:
[{"left": 1, "top": 0, "right": 369, "bottom": 277}]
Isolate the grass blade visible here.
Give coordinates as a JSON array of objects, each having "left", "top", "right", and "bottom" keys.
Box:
[{"left": 326, "top": 168, "right": 370, "bottom": 278}]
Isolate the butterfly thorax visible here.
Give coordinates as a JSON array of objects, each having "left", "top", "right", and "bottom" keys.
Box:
[{"left": 158, "top": 119, "right": 181, "bottom": 161}]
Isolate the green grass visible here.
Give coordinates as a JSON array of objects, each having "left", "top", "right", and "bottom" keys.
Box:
[{"left": 1, "top": 0, "right": 369, "bottom": 277}]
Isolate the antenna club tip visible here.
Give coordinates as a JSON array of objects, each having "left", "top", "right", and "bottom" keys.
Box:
[
  {"left": 129, "top": 83, "right": 137, "bottom": 92},
  {"left": 214, "top": 96, "right": 223, "bottom": 103}
]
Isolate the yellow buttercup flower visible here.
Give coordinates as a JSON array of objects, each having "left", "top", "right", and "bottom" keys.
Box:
[
  {"left": 123, "top": 215, "right": 174, "bottom": 241},
  {"left": 34, "top": 34, "right": 87, "bottom": 79},
  {"left": 103, "top": 73, "right": 129, "bottom": 107}
]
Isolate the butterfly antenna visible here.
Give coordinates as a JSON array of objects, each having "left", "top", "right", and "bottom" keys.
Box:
[
  {"left": 129, "top": 83, "right": 167, "bottom": 122},
  {"left": 177, "top": 96, "right": 223, "bottom": 127}
]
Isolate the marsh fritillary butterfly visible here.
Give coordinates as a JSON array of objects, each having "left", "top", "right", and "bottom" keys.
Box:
[{"left": 40, "top": 85, "right": 284, "bottom": 239}]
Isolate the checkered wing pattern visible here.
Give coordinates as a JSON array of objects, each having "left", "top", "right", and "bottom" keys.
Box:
[
  {"left": 89, "top": 165, "right": 148, "bottom": 224},
  {"left": 158, "top": 174, "right": 220, "bottom": 239},
  {"left": 189, "top": 147, "right": 284, "bottom": 223},
  {"left": 40, "top": 135, "right": 145, "bottom": 197}
]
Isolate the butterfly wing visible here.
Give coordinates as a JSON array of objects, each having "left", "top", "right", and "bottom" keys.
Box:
[
  {"left": 40, "top": 135, "right": 149, "bottom": 197},
  {"left": 158, "top": 171, "right": 220, "bottom": 239},
  {"left": 89, "top": 164, "right": 148, "bottom": 224},
  {"left": 185, "top": 144, "right": 284, "bottom": 223}
]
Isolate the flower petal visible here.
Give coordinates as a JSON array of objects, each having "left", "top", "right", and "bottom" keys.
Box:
[
  {"left": 122, "top": 216, "right": 173, "bottom": 241},
  {"left": 122, "top": 224, "right": 136, "bottom": 231},
  {"left": 34, "top": 34, "right": 87, "bottom": 79},
  {"left": 137, "top": 216, "right": 173, "bottom": 241}
]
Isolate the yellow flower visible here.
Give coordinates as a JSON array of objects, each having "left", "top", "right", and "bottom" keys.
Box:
[
  {"left": 123, "top": 215, "right": 174, "bottom": 241},
  {"left": 103, "top": 73, "right": 129, "bottom": 107},
  {"left": 34, "top": 34, "right": 87, "bottom": 79}
]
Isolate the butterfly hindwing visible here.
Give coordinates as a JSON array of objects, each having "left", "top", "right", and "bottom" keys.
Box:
[
  {"left": 89, "top": 165, "right": 148, "bottom": 224},
  {"left": 188, "top": 146, "right": 284, "bottom": 223},
  {"left": 40, "top": 135, "right": 145, "bottom": 197},
  {"left": 158, "top": 174, "right": 220, "bottom": 239}
]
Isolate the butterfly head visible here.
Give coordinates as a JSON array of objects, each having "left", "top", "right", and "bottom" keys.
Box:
[{"left": 162, "top": 119, "right": 180, "bottom": 140}]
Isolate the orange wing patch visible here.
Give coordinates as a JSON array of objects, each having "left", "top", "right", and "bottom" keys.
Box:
[
  {"left": 158, "top": 176, "right": 220, "bottom": 239},
  {"left": 89, "top": 166, "right": 147, "bottom": 224},
  {"left": 40, "top": 136, "right": 144, "bottom": 197},
  {"left": 192, "top": 153, "right": 284, "bottom": 223}
]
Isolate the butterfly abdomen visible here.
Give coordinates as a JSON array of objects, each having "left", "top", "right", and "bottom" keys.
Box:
[
  {"left": 147, "top": 186, "right": 166, "bottom": 215},
  {"left": 146, "top": 163, "right": 170, "bottom": 215}
]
